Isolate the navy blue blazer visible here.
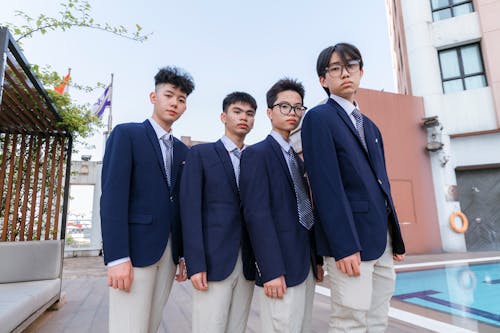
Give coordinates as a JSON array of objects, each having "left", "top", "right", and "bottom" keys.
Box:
[
  {"left": 301, "top": 98, "right": 405, "bottom": 262},
  {"left": 100, "top": 120, "right": 188, "bottom": 267},
  {"left": 180, "top": 140, "right": 255, "bottom": 281},
  {"left": 239, "top": 135, "right": 319, "bottom": 288}
]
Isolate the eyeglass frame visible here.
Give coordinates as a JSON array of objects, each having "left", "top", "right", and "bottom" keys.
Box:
[
  {"left": 270, "top": 103, "right": 308, "bottom": 116},
  {"left": 324, "top": 59, "right": 361, "bottom": 77}
]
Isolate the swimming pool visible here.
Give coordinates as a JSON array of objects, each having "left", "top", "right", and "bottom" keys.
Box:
[{"left": 394, "top": 261, "right": 500, "bottom": 327}]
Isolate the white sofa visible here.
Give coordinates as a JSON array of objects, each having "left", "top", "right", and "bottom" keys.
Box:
[{"left": 0, "top": 240, "right": 63, "bottom": 333}]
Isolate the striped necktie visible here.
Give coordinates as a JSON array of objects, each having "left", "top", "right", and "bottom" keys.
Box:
[
  {"left": 352, "top": 108, "right": 367, "bottom": 151},
  {"left": 161, "top": 134, "right": 172, "bottom": 186},
  {"left": 287, "top": 148, "right": 314, "bottom": 230},
  {"left": 231, "top": 148, "right": 241, "bottom": 186}
]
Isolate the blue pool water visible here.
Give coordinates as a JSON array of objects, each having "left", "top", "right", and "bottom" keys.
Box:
[{"left": 394, "top": 261, "right": 500, "bottom": 327}]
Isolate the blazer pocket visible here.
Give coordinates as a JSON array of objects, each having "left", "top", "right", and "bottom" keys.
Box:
[
  {"left": 129, "top": 214, "right": 153, "bottom": 224},
  {"left": 350, "top": 201, "right": 369, "bottom": 213}
]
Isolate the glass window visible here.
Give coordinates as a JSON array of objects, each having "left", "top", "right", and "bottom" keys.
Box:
[
  {"left": 432, "top": 0, "right": 450, "bottom": 9},
  {"left": 433, "top": 9, "right": 452, "bottom": 21},
  {"left": 464, "top": 75, "right": 487, "bottom": 90},
  {"left": 431, "top": 0, "right": 474, "bottom": 21},
  {"left": 439, "top": 49, "right": 461, "bottom": 79},
  {"left": 461, "top": 44, "right": 483, "bottom": 75},
  {"left": 438, "top": 43, "right": 487, "bottom": 94},
  {"left": 443, "top": 79, "right": 464, "bottom": 93},
  {"left": 453, "top": 3, "right": 474, "bottom": 16}
]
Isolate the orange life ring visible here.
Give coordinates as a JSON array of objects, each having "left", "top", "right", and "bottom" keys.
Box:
[{"left": 449, "top": 211, "right": 468, "bottom": 233}]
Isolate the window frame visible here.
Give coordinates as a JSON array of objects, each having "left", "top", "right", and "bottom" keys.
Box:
[
  {"left": 437, "top": 43, "right": 488, "bottom": 94},
  {"left": 431, "top": 0, "right": 474, "bottom": 21}
]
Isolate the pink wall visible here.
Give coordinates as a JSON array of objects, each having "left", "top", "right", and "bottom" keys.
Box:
[{"left": 357, "top": 88, "right": 443, "bottom": 254}]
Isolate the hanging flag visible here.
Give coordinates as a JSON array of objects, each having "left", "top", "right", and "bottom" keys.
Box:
[
  {"left": 54, "top": 68, "right": 71, "bottom": 95},
  {"left": 92, "top": 83, "right": 112, "bottom": 118}
]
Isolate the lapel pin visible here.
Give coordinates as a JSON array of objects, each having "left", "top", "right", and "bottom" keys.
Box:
[{"left": 375, "top": 138, "right": 379, "bottom": 143}]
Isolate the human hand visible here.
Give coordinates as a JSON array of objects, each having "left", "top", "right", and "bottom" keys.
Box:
[
  {"left": 316, "top": 264, "right": 325, "bottom": 282},
  {"left": 190, "top": 272, "right": 208, "bottom": 291},
  {"left": 108, "top": 261, "right": 134, "bottom": 292},
  {"left": 263, "top": 275, "right": 287, "bottom": 298},
  {"left": 336, "top": 252, "right": 361, "bottom": 277},
  {"left": 175, "top": 259, "right": 188, "bottom": 282},
  {"left": 393, "top": 253, "right": 405, "bottom": 262}
]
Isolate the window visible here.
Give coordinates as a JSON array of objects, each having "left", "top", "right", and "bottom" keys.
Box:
[
  {"left": 438, "top": 43, "right": 487, "bottom": 94},
  {"left": 431, "top": 0, "right": 474, "bottom": 21}
]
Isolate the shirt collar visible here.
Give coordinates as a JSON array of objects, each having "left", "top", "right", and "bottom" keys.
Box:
[
  {"left": 149, "top": 118, "right": 172, "bottom": 141},
  {"left": 330, "top": 94, "right": 360, "bottom": 115},
  {"left": 270, "top": 130, "right": 292, "bottom": 153},
  {"left": 220, "top": 135, "right": 245, "bottom": 152}
]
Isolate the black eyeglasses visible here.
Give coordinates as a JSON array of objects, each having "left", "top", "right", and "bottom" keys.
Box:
[
  {"left": 271, "top": 103, "right": 308, "bottom": 116},
  {"left": 325, "top": 59, "right": 361, "bottom": 77}
]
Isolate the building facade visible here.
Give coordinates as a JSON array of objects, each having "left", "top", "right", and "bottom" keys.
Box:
[{"left": 386, "top": 0, "right": 500, "bottom": 251}]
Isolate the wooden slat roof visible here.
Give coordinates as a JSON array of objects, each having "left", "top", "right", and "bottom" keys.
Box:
[{"left": 0, "top": 28, "right": 68, "bottom": 136}]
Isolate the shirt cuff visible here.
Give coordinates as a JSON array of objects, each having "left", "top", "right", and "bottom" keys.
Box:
[{"left": 107, "top": 257, "right": 131, "bottom": 267}]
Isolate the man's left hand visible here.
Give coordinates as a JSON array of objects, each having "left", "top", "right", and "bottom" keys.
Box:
[
  {"left": 175, "top": 259, "right": 187, "bottom": 281},
  {"left": 316, "top": 264, "right": 324, "bottom": 282},
  {"left": 393, "top": 253, "right": 405, "bottom": 262}
]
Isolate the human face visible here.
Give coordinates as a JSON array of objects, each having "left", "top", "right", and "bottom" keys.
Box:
[
  {"left": 221, "top": 101, "right": 256, "bottom": 140},
  {"left": 150, "top": 83, "right": 187, "bottom": 131},
  {"left": 320, "top": 52, "right": 363, "bottom": 103},
  {"left": 267, "top": 90, "right": 303, "bottom": 141}
]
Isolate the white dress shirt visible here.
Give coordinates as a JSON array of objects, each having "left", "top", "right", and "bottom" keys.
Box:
[
  {"left": 330, "top": 94, "right": 361, "bottom": 127},
  {"left": 220, "top": 135, "right": 245, "bottom": 181}
]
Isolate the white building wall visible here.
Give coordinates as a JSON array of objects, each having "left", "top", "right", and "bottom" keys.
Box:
[
  {"left": 431, "top": 13, "right": 481, "bottom": 49},
  {"left": 67, "top": 161, "right": 102, "bottom": 256},
  {"left": 425, "top": 87, "right": 496, "bottom": 134},
  {"left": 398, "top": 0, "right": 500, "bottom": 252},
  {"left": 451, "top": 132, "right": 500, "bottom": 167}
]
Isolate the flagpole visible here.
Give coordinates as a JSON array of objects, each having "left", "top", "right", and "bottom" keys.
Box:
[
  {"left": 102, "top": 73, "right": 114, "bottom": 159},
  {"left": 103, "top": 74, "right": 114, "bottom": 141},
  {"left": 107, "top": 73, "right": 114, "bottom": 133},
  {"left": 66, "top": 68, "right": 71, "bottom": 94}
]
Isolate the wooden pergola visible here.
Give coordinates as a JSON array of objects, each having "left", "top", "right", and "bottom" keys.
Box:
[{"left": 0, "top": 27, "right": 72, "bottom": 242}]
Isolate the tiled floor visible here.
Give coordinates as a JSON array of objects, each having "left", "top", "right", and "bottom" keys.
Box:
[{"left": 23, "top": 251, "right": 500, "bottom": 333}]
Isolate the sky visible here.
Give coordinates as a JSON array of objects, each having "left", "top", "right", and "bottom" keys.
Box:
[{"left": 1, "top": 0, "right": 396, "bottom": 160}]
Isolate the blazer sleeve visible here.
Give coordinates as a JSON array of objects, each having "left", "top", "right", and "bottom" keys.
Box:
[
  {"left": 301, "top": 110, "right": 362, "bottom": 260},
  {"left": 100, "top": 126, "right": 133, "bottom": 264},
  {"left": 239, "top": 148, "right": 286, "bottom": 283},
  {"left": 180, "top": 147, "right": 207, "bottom": 277}
]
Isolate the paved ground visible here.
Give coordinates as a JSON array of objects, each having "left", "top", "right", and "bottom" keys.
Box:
[{"left": 23, "top": 251, "right": 500, "bottom": 332}]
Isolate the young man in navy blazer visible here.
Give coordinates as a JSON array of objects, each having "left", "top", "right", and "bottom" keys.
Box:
[
  {"left": 301, "top": 43, "right": 406, "bottom": 333},
  {"left": 100, "top": 67, "right": 194, "bottom": 333},
  {"left": 180, "top": 92, "right": 257, "bottom": 333},
  {"left": 239, "top": 79, "right": 323, "bottom": 333}
]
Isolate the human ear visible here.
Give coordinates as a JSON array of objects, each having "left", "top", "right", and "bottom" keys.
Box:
[{"left": 319, "top": 76, "right": 328, "bottom": 88}]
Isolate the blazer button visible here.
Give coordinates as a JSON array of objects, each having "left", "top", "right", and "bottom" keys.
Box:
[
  {"left": 378, "top": 179, "right": 382, "bottom": 185},
  {"left": 170, "top": 196, "right": 174, "bottom": 202}
]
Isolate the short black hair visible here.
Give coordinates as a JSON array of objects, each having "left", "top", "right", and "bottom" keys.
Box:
[
  {"left": 266, "top": 78, "right": 305, "bottom": 108},
  {"left": 154, "top": 66, "right": 195, "bottom": 96},
  {"left": 316, "top": 43, "right": 364, "bottom": 95},
  {"left": 222, "top": 92, "right": 257, "bottom": 113}
]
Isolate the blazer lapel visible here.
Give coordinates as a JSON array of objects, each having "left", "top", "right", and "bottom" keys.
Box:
[
  {"left": 170, "top": 138, "right": 184, "bottom": 191},
  {"left": 363, "top": 121, "right": 379, "bottom": 164},
  {"left": 328, "top": 99, "right": 371, "bottom": 159},
  {"left": 214, "top": 140, "right": 239, "bottom": 195},
  {"left": 144, "top": 120, "right": 169, "bottom": 183},
  {"left": 267, "top": 135, "right": 294, "bottom": 190}
]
